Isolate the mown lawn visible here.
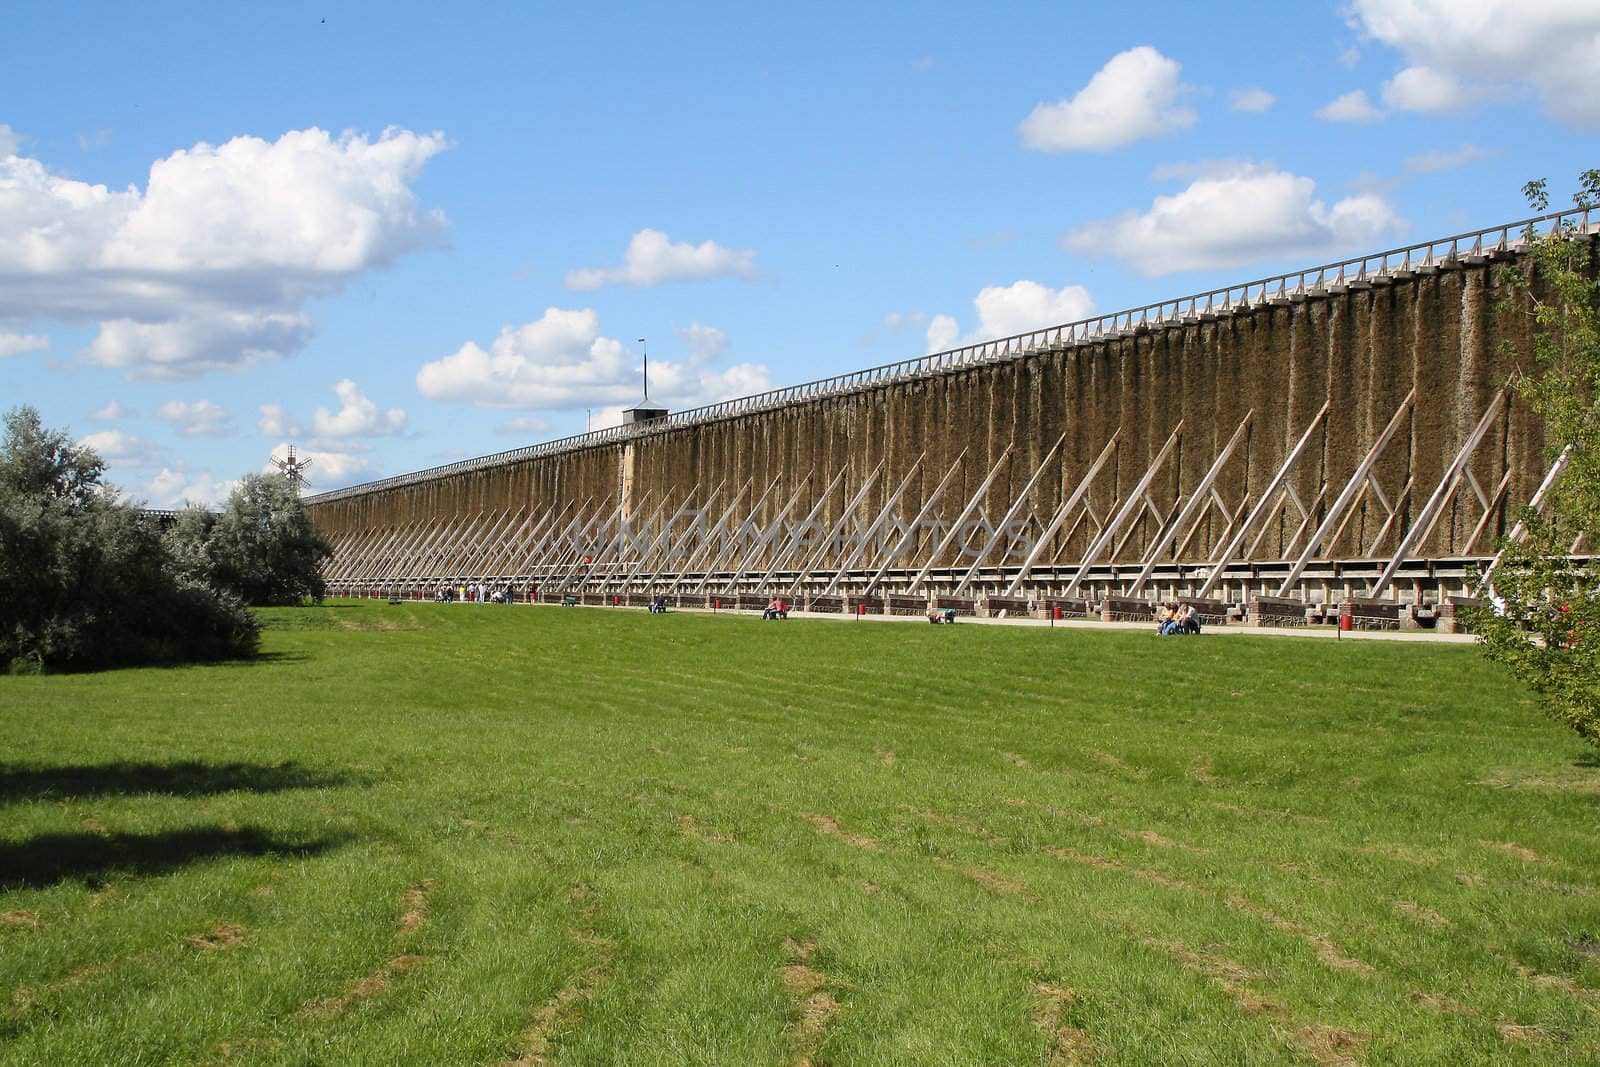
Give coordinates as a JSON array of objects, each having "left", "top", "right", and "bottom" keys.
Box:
[{"left": 2, "top": 601, "right": 1598, "bottom": 1065}]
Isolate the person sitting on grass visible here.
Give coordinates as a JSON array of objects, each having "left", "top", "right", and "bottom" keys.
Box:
[
  {"left": 1176, "top": 602, "right": 1201, "bottom": 634},
  {"left": 1156, "top": 602, "right": 1175, "bottom": 634},
  {"left": 763, "top": 597, "right": 788, "bottom": 620},
  {"left": 650, "top": 595, "right": 668, "bottom": 614}
]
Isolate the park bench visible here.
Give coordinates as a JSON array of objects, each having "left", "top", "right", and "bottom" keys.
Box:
[
  {"left": 1046, "top": 598, "right": 1096, "bottom": 619},
  {"left": 1100, "top": 597, "right": 1157, "bottom": 623},
  {"left": 806, "top": 595, "right": 845, "bottom": 613},
  {"left": 1339, "top": 598, "right": 1405, "bottom": 630}
]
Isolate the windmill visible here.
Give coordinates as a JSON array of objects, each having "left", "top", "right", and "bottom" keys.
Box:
[{"left": 272, "top": 444, "right": 313, "bottom": 493}]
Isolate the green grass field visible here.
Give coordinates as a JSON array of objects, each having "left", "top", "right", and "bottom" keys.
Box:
[{"left": 3, "top": 602, "right": 1599, "bottom": 1065}]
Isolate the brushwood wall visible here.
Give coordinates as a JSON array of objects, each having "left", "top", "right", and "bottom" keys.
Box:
[{"left": 308, "top": 259, "right": 1547, "bottom": 572}]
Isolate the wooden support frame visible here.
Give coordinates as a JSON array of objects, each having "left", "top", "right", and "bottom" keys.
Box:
[
  {"left": 1001, "top": 432, "right": 1120, "bottom": 598},
  {"left": 1369, "top": 387, "right": 1509, "bottom": 598},
  {"left": 1128, "top": 413, "right": 1252, "bottom": 597},
  {"left": 1062, "top": 421, "right": 1184, "bottom": 600},
  {"left": 952, "top": 436, "right": 1065, "bottom": 597},
  {"left": 821, "top": 455, "right": 926, "bottom": 597},
  {"left": 863, "top": 450, "right": 968, "bottom": 598},
  {"left": 1275, "top": 389, "right": 1414, "bottom": 597},
  {"left": 909, "top": 445, "right": 1016, "bottom": 593}
]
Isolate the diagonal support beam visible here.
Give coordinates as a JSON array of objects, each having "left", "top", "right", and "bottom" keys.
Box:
[
  {"left": 1129, "top": 412, "right": 1253, "bottom": 597},
  {"left": 1062, "top": 421, "right": 1184, "bottom": 600},
  {"left": 1275, "top": 389, "right": 1414, "bottom": 598},
  {"left": 952, "top": 435, "right": 1065, "bottom": 597}
]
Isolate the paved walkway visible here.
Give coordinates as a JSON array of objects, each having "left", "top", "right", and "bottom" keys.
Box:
[{"left": 665, "top": 604, "right": 1480, "bottom": 644}]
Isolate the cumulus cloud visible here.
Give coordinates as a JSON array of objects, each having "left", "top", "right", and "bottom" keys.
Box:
[
  {"left": 84, "top": 312, "right": 315, "bottom": 380},
  {"left": 312, "top": 378, "right": 407, "bottom": 437},
  {"left": 87, "top": 399, "right": 135, "bottom": 421},
  {"left": 142, "top": 467, "right": 238, "bottom": 509},
  {"left": 564, "top": 229, "right": 757, "bottom": 290},
  {"left": 417, "top": 307, "right": 771, "bottom": 413},
  {"left": 1405, "top": 143, "right": 1493, "bottom": 173},
  {"left": 77, "top": 429, "right": 161, "bottom": 467},
  {"left": 0, "top": 330, "right": 49, "bottom": 358},
  {"left": 257, "top": 403, "right": 297, "bottom": 438},
  {"left": 1381, "top": 65, "right": 1481, "bottom": 112},
  {"left": 1229, "top": 87, "right": 1276, "bottom": 112},
  {"left": 496, "top": 415, "right": 555, "bottom": 437},
  {"left": 1063, "top": 163, "right": 1406, "bottom": 276},
  {"left": 0, "top": 126, "right": 448, "bottom": 379},
  {"left": 1019, "top": 46, "right": 1195, "bottom": 152},
  {"left": 672, "top": 321, "right": 728, "bottom": 361},
  {"left": 926, "top": 281, "right": 1096, "bottom": 353},
  {"left": 1349, "top": 0, "right": 1600, "bottom": 127},
  {"left": 265, "top": 442, "right": 375, "bottom": 489},
  {"left": 883, "top": 311, "right": 927, "bottom": 333},
  {"left": 1315, "top": 90, "right": 1385, "bottom": 123},
  {"left": 155, "top": 399, "right": 232, "bottom": 437}
]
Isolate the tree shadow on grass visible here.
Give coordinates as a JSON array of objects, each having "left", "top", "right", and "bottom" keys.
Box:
[
  {"left": 0, "top": 761, "right": 362, "bottom": 804},
  {"left": 0, "top": 826, "right": 351, "bottom": 891}
]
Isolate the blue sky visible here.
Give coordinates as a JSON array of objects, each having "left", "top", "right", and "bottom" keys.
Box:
[{"left": 3, "top": 1, "right": 1598, "bottom": 504}]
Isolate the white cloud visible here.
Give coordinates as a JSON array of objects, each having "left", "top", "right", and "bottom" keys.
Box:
[
  {"left": 496, "top": 415, "right": 555, "bottom": 437},
  {"left": 1350, "top": 0, "right": 1600, "bottom": 128},
  {"left": 77, "top": 429, "right": 161, "bottom": 467},
  {"left": 1063, "top": 163, "right": 1406, "bottom": 276},
  {"left": 1315, "top": 90, "right": 1385, "bottom": 123},
  {"left": 85, "top": 312, "right": 314, "bottom": 381},
  {"left": 312, "top": 378, "right": 407, "bottom": 437},
  {"left": 927, "top": 281, "right": 1096, "bottom": 353},
  {"left": 883, "top": 311, "right": 927, "bottom": 333},
  {"left": 257, "top": 403, "right": 298, "bottom": 438},
  {"left": 1381, "top": 65, "right": 1480, "bottom": 112},
  {"left": 0, "top": 125, "right": 19, "bottom": 157},
  {"left": 155, "top": 399, "right": 232, "bottom": 437},
  {"left": 87, "top": 399, "right": 135, "bottom": 421},
  {"left": 0, "top": 330, "right": 49, "bottom": 358},
  {"left": 0, "top": 126, "right": 448, "bottom": 379},
  {"left": 1229, "top": 87, "right": 1276, "bottom": 113},
  {"left": 417, "top": 306, "right": 771, "bottom": 412},
  {"left": 142, "top": 467, "right": 238, "bottom": 509},
  {"left": 265, "top": 442, "right": 376, "bottom": 490},
  {"left": 1152, "top": 158, "right": 1257, "bottom": 182},
  {"left": 564, "top": 229, "right": 757, "bottom": 290},
  {"left": 672, "top": 321, "right": 728, "bottom": 361},
  {"left": 1405, "top": 143, "right": 1492, "bottom": 173},
  {"left": 925, "top": 315, "right": 960, "bottom": 354},
  {"left": 1019, "top": 46, "right": 1195, "bottom": 152}
]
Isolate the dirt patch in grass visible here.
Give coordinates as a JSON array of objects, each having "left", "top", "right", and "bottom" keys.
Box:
[
  {"left": 507, "top": 897, "right": 614, "bottom": 1066},
  {"left": 398, "top": 881, "right": 433, "bottom": 936},
  {"left": 1225, "top": 896, "right": 1373, "bottom": 975},
  {"left": 1393, "top": 901, "right": 1450, "bottom": 927},
  {"left": 1287, "top": 1024, "right": 1369, "bottom": 1066},
  {"left": 1003, "top": 752, "right": 1031, "bottom": 769},
  {"left": 1142, "top": 934, "right": 1291, "bottom": 1022},
  {"left": 675, "top": 814, "right": 733, "bottom": 844},
  {"left": 1128, "top": 830, "right": 1208, "bottom": 854},
  {"left": 1481, "top": 840, "right": 1546, "bottom": 863},
  {"left": 1044, "top": 846, "right": 1201, "bottom": 894},
  {"left": 1030, "top": 982, "right": 1100, "bottom": 1064},
  {"left": 781, "top": 939, "right": 839, "bottom": 1067},
  {"left": 930, "top": 857, "right": 1035, "bottom": 900},
  {"left": 801, "top": 813, "right": 878, "bottom": 851},
  {"left": 903, "top": 805, "right": 994, "bottom": 839},
  {"left": 1409, "top": 990, "right": 1469, "bottom": 1014},
  {"left": 1455, "top": 872, "right": 1486, "bottom": 887},
  {"left": 300, "top": 955, "right": 427, "bottom": 1020},
  {"left": 1497, "top": 1023, "right": 1550, "bottom": 1044},
  {"left": 186, "top": 923, "right": 247, "bottom": 950},
  {"left": 1359, "top": 843, "right": 1438, "bottom": 867},
  {"left": 876, "top": 749, "right": 896, "bottom": 766},
  {"left": 1191, "top": 754, "right": 1230, "bottom": 786},
  {"left": 1274, "top": 862, "right": 1338, "bottom": 887},
  {"left": 1, "top": 910, "right": 41, "bottom": 928}
]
